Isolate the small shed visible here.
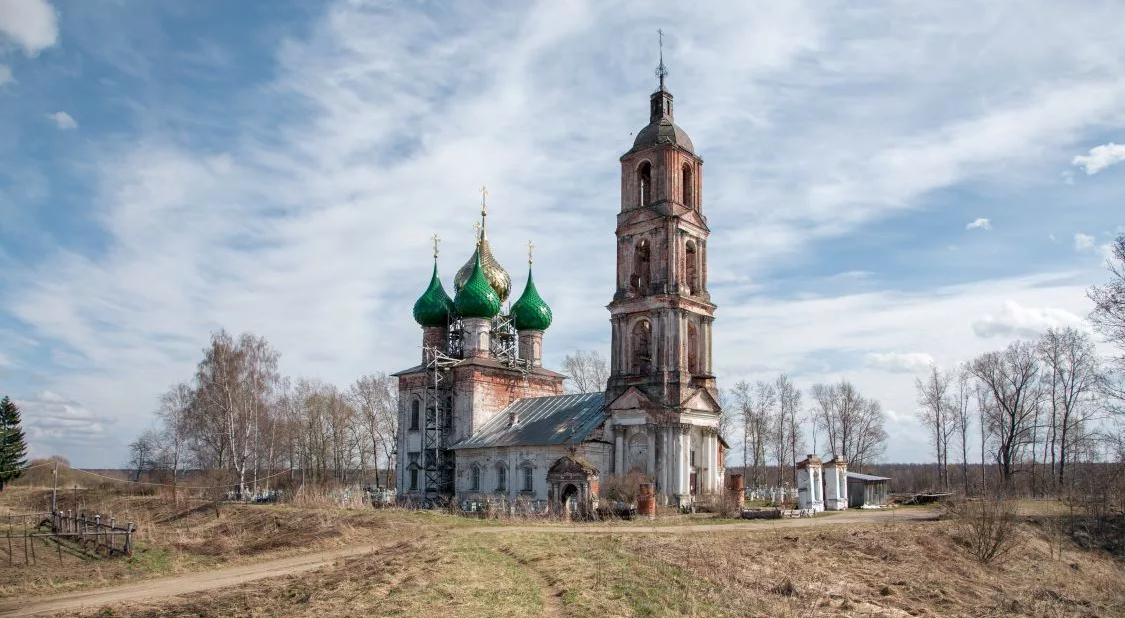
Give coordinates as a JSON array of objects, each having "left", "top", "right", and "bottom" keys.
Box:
[{"left": 846, "top": 471, "right": 890, "bottom": 508}]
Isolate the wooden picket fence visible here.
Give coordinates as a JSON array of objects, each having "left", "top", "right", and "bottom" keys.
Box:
[{"left": 1, "top": 510, "right": 134, "bottom": 566}]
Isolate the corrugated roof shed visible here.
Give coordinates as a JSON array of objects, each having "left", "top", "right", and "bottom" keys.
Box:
[
  {"left": 451, "top": 392, "right": 607, "bottom": 449},
  {"left": 847, "top": 471, "right": 891, "bottom": 482}
]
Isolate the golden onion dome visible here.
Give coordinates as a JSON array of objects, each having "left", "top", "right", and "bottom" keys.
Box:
[{"left": 454, "top": 235, "right": 511, "bottom": 304}]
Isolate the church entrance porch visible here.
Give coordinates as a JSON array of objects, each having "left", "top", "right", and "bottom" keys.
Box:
[{"left": 547, "top": 455, "right": 599, "bottom": 520}]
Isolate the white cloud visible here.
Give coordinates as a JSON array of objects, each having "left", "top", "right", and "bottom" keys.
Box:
[
  {"left": 46, "top": 111, "right": 76, "bottom": 129},
  {"left": 0, "top": 63, "right": 11, "bottom": 84},
  {"left": 0, "top": 0, "right": 59, "bottom": 56},
  {"left": 971, "top": 300, "right": 1089, "bottom": 339},
  {"left": 16, "top": 391, "right": 117, "bottom": 453},
  {"left": 1072, "top": 142, "right": 1125, "bottom": 175},
  {"left": 966, "top": 218, "right": 992, "bottom": 231},
  {"left": 864, "top": 352, "right": 934, "bottom": 373},
  {"left": 6, "top": 0, "right": 1125, "bottom": 466},
  {"left": 1074, "top": 232, "right": 1096, "bottom": 251}
]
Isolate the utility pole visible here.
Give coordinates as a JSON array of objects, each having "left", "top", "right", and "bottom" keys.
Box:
[{"left": 51, "top": 460, "right": 58, "bottom": 513}]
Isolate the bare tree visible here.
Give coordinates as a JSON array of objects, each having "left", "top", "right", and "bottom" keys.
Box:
[
  {"left": 1088, "top": 234, "right": 1125, "bottom": 369},
  {"left": 773, "top": 374, "right": 804, "bottom": 486},
  {"left": 915, "top": 364, "right": 960, "bottom": 490},
  {"left": 156, "top": 383, "right": 193, "bottom": 502},
  {"left": 562, "top": 350, "right": 609, "bottom": 394},
  {"left": 349, "top": 373, "right": 398, "bottom": 488},
  {"left": 952, "top": 366, "right": 974, "bottom": 495},
  {"left": 969, "top": 341, "right": 1043, "bottom": 487},
  {"left": 127, "top": 429, "right": 161, "bottom": 481},
  {"left": 1037, "top": 326, "right": 1104, "bottom": 494},
  {"left": 716, "top": 387, "right": 735, "bottom": 445},
  {"left": 809, "top": 380, "right": 887, "bottom": 468}
]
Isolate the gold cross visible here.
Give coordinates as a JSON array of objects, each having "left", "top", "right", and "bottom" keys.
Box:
[
  {"left": 473, "top": 221, "right": 482, "bottom": 243},
  {"left": 431, "top": 233, "right": 441, "bottom": 259},
  {"left": 527, "top": 239, "right": 534, "bottom": 266},
  {"left": 479, "top": 185, "right": 489, "bottom": 217}
]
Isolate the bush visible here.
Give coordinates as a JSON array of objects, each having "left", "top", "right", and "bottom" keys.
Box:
[
  {"left": 598, "top": 470, "right": 653, "bottom": 504},
  {"left": 950, "top": 497, "right": 1021, "bottom": 564}
]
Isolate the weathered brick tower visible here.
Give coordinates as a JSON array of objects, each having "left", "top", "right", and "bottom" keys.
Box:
[{"left": 604, "top": 46, "right": 724, "bottom": 506}]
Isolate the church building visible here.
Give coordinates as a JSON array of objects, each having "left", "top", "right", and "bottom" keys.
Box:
[{"left": 394, "top": 57, "right": 725, "bottom": 512}]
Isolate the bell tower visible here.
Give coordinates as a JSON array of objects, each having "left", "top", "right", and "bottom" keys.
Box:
[
  {"left": 604, "top": 33, "right": 722, "bottom": 506},
  {"left": 607, "top": 52, "right": 716, "bottom": 405}
]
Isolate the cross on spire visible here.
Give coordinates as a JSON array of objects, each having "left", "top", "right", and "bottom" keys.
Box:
[
  {"left": 431, "top": 233, "right": 441, "bottom": 260},
  {"left": 656, "top": 28, "right": 668, "bottom": 90},
  {"left": 527, "top": 239, "right": 535, "bottom": 266}
]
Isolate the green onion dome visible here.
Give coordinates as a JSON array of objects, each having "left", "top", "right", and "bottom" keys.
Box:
[
  {"left": 510, "top": 267, "right": 552, "bottom": 331},
  {"left": 453, "top": 250, "right": 501, "bottom": 319},
  {"left": 412, "top": 262, "right": 454, "bottom": 327}
]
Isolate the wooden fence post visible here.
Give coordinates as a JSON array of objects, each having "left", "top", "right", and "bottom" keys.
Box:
[{"left": 124, "top": 522, "right": 134, "bottom": 556}]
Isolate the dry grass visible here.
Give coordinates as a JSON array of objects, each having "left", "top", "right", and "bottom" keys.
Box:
[
  {"left": 6, "top": 484, "right": 1122, "bottom": 618},
  {"left": 0, "top": 487, "right": 476, "bottom": 600}
]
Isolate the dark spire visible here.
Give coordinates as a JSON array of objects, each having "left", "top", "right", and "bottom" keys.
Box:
[
  {"left": 650, "top": 29, "right": 674, "bottom": 123},
  {"left": 656, "top": 28, "right": 668, "bottom": 91}
]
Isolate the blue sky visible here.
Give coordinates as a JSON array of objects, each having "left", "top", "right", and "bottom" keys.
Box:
[{"left": 1, "top": 0, "right": 1123, "bottom": 468}]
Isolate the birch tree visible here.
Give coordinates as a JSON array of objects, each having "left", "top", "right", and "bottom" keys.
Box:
[
  {"left": 773, "top": 374, "right": 804, "bottom": 486},
  {"left": 195, "top": 330, "right": 281, "bottom": 495},
  {"left": 1037, "top": 326, "right": 1103, "bottom": 493},
  {"left": 914, "top": 364, "right": 960, "bottom": 490},
  {"left": 349, "top": 373, "right": 398, "bottom": 488},
  {"left": 157, "top": 382, "right": 193, "bottom": 502}
]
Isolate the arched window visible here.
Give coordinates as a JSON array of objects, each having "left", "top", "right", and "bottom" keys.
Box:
[
  {"left": 638, "top": 162, "right": 652, "bottom": 206},
  {"left": 687, "top": 322, "right": 699, "bottom": 374},
  {"left": 470, "top": 465, "right": 481, "bottom": 491},
  {"left": 632, "top": 320, "right": 653, "bottom": 374},
  {"left": 631, "top": 240, "right": 651, "bottom": 294},
  {"left": 682, "top": 164, "right": 693, "bottom": 207},
  {"left": 410, "top": 399, "right": 420, "bottom": 430},
  {"left": 684, "top": 240, "right": 698, "bottom": 295},
  {"left": 522, "top": 464, "right": 534, "bottom": 492},
  {"left": 496, "top": 464, "right": 507, "bottom": 492}
]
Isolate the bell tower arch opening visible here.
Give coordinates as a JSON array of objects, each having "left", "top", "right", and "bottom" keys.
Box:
[
  {"left": 638, "top": 161, "right": 652, "bottom": 207},
  {"left": 631, "top": 319, "right": 653, "bottom": 374},
  {"left": 682, "top": 164, "right": 693, "bottom": 208},
  {"left": 684, "top": 239, "right": 699, "bottom": 295},
  {"left": 631, "top": 239, "right": 651, "bottom": 295}
]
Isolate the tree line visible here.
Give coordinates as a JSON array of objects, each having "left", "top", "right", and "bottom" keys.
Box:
[
  {"left": 915, "top": 234, "right": 1125, "bottom": 498},
  {"left": 131, "top": 329, "right": 398, "bottom": 496}
]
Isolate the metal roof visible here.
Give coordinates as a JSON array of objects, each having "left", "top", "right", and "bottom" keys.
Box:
[
  {"left": 847, "top": 471, "right": 891, "bottom": 482},
  {"left": 451, "top": 392, "right": 607, "bottom": 450}
]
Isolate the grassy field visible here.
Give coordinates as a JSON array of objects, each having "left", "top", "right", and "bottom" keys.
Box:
[{"left": 2, "top": 488, "right": 1123, "bottom": 617}]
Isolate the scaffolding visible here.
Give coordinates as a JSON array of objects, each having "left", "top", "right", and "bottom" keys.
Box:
[
  {"left": 421, "top": 345, "right": 457, "bottom": 496},
  {"left": 491, "top": 314, "right": 530, "bottom": 371},
  {"left": 418, "top": 312, "right": 530, "bottom": 499}
]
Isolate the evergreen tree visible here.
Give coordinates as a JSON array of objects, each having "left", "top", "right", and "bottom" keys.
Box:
[{"left": 0, "top": 396, "right": 28, "bottom": 491}]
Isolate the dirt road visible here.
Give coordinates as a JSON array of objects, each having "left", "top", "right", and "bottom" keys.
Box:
[
  {"left": 0, "top": 507, "right": 938, "bottom": 617},
  {"left": 469, "top": 506, "right": 938, "bottom": 534}
]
